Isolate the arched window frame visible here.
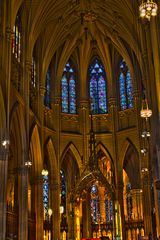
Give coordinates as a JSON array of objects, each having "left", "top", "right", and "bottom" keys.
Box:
[
  {"left": 90, "top": 184, "right": 100, "bottom": 224},
  {"left": 60, "top": 170, "right": 66, "bottom": 215},
  {"left": 61, "top": 61, "right": 77, "bottom": 114},
  {"left": 42, "top": 169, "right": 49, "bottom": 220},
  {"left": 88, "top": 58, "right": 108, "bottom": 114},
  {"left": 31, "top": 57, "right": 37, "bottom": 88},
  {"left": 105, "top": 198, "right": 113, "bottom": 222},
  {"left": 119, "top": 60, "right": 134, "bottom": 110},
  {"left": 12, "top": 12, "right": 22, "bottom": 62},
  {"left": 44, "top": 67, "right": 51, "bottom": 108}
]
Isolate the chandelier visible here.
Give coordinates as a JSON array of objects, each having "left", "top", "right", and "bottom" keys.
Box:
[
  {"left": 139, "top": 0, "right": 158, "bottom": 20},
  {"left": 140, "top": 99, "right": 152, "bottom": 119}
]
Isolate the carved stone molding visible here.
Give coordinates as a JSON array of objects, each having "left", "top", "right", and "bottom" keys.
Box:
[
  {"left": 108, "top": 97, "right": 117, "bottom": 108},
  {"left": 53, "top": 97, "right": 61, "bottom": 105},
  {"left": 78, "top": 100, "right": 89, "bottom": 110},
  {"left": 17, "top": 166, "right": 28, "bottom": 175},
  {"left": 155, "top": 179, "right": 160, "bottom": 190},
  {"left": 25, "top": 60, "right": 32, "bottom": 72},
  {"left": 61, "top": 114, "right": 78, "bottom": 122},
  {"left": 6, "top": 27, "right": 13, "bottom": 42},
  {"left": 31, "top": 175, "right": 43, "bottom": 185}
]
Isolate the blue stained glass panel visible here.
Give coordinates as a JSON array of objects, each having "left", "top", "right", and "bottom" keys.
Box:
[
  {"left": 89, "top": 58, "right": 107, "bottom": 114},
  {"left": 119, "top": 60, "right": 133, "bottom": 110},
  {"left": 105, "top": 199, "right": 113, "bottom": 222},
  {"left": 43, "top": 175, "right": 49, "bottom": 219},
  {"left": 44, "top": 68, "right": 51, "bottom": 108},
  {"left": 12, "top": 14, "right": 21, "bottom": 62},
  {"left": 61, "top": 61, "right": 76, "bottom": 113},
  {"left": 60, "top": 170, "right": 66, "bottom": 214},
  {"left": 69, "top": 77, "right": 76, "bottom": 113},
  {"left": 62, "top": 76, "right": 69, "bottom": 113}
]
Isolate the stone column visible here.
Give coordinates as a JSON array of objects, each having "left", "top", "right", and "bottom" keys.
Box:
[
  {"left": 50, "top": 181, "right": 60, "bottom": 240},
  {"left": 34, "top": 175, "right": 44, "bottom": 240},
  {"left": 18, "top": 165, "right": 28, "bottom": 240},
  {"left": 130, "top": 189, "right": 143, "bottom": 220},
  {"left": 0, "top": 147, "right": 9, "bottom": 240},
  {"left": 117, "top": 183, "right": 125, "bottom": 240},
  {"left": 78, "top": 100, "right": 90, "bottom": 166},
  {"left": 114, "top": 200, "right": 122, "bottom": 240},
  {"left": 99, "top": 187, "right": 106, "bottom": 223},
  {"left": 74, "top": 200, "right": 81, "bottom": 240},
  {"left": 150, "top": 19, "right": 160, "bottom": 115},
  {"left": 82, "top": 193, "right": 91, "bottom": 238},
  {"left": 141, "top": 167, "right": 153, "bottom": 235}
]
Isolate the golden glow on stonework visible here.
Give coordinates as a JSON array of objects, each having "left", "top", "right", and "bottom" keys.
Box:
[{"left": 139, "top": 0, "right": 158, "bottom": 20}]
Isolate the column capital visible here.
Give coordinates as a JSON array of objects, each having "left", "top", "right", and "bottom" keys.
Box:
[
  {"left": 53, "top": 97, "right": 61, "bottom": 105},
  {"left": 6, "top": 27, "right": 13, "bottom": 43},
  {"left": 108, "top": 97, "right": 117, "bottom": 108},
  {"left": 31, "top": 175, "right": 43, "bottom": 185},
  {"left": 133, "top": 89, "right": 141, "bottom": 98},
  {"left": 50, "top": 182, "right": 60, "bottom": 191},
  {"left": 39, "top": 86, "right": 46, "bottom": 96},
  {"left": 78, "top": 100, "right": 90, "bottom": 110},
  {"left": 0, "top": 147, "right": 9, "bottom": 161},
  {"left": 17, "top": 166, "right": 28, "bottom": 175},
  {"left": 25, "top": 60, "right": 32, "bottom": 72}
]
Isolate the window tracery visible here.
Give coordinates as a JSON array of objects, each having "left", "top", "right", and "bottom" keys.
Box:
[
  {"left": 44, "top": 68, "right": 51, "bottom": 108},
  {"left": 60, "top": 170, "right": 66, "bottom": 214},
  {"left": 119, "top": 60, "right": 133, "bottom": 110},
  {"left": 12, "top": 13, "right": 22, "bottom": 62},
  {"left": 90, "top": 185, "right": 100, "bottom": 223},
  {"left": 42, "top": 171, "right": 49, "bottom": 219},
  {"left": 61, "top": 61, "right": 76, "bottom": 114},
  {"left": 31, "top": 57, "right": 37, "bottom": 87},
  {"left": 89, "top": 58, "right": 107, "bottom": 114}
]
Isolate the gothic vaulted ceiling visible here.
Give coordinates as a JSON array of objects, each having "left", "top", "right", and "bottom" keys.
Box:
[{"left": 13, "top": 0, "right": 142, "bottom": 72}]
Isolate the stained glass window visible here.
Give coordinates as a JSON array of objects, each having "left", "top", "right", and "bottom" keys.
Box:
[
  {"left": 126, "top": 182, "right": 133, "bottom": 220},
  {"left": 31, "top": 57, "right": 37, "bottom": 87},
  {"left": 12, "top": 13, "right": 21, "bottom": 62},
  {"left": 105, "top": 199, "right": 113, "bottom": 222},
  {"left": 44, "top": 68, "right": 51, "bottom": 108},
  {"left": 42, "top": 173, "right": 49, "bottom": 219},
  {"left": 89, "top": 58, "right": 107, "bottom": 114},
  {"left": 90, "top": 185, "right": 100, "bottom": 223},
  {"left": 119, "top": 60, "right": 133, "bottom": 110},
  {"left": 61, "top": 61, "right": 76, "bottom": 113},
  {"left": 60, "top": 170, "right": 66, "bottom": 214}
]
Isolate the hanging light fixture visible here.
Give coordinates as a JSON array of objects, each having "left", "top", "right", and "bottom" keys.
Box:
[
  {"left": 140, "top": 98, "right": 152, "bottom": 118},
  {"left": 41, "top": 168, "right": 49, "bottom": 176},
  {"left": 139, "top": 0, "right": 158, "bottom": 20},
  {"left": 25, "top": 160, "right": 32, "bottom": 167}
]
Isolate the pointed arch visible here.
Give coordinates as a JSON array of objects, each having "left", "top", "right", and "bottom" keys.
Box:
[
  {"left": 0, "top": 85, "right": 6, "bottom": 139},
  {"left": 119, "top": 59, "right": 134, "bottom": 110},
  {"left": 61, "top": 59, "right": 77, "bottom": 114},
  {"left": 10, "top": 103, "right": 26, "bottom": 166},
  {"left": 119, "top": 139, "right": 140, "bottom": 188},
  {"left": 30, "top": 125, "right": 43, "bottom": 175},
  {"left": 12, "top": 8, "right": 22, "bottom": 62},
  {"left": 60, "top": 142, "right": 82, "bottom": 171},
  {"left": 45, "top": 138, "right": 58, "bottom": 179},
  {"left": 88, "top": 57, "right": 107, "bottom": 114},
  {"left": 44, "top": 66, "right": 51, "bottom": 108}
]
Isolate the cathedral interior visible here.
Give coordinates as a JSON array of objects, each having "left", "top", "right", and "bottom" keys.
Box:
[{"left": 0, "top": 0, "right": 160, "bottom": 240}]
